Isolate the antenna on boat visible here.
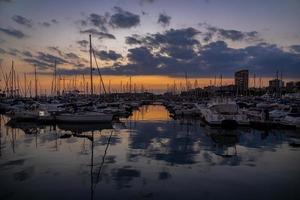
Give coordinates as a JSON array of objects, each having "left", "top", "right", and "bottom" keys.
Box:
[{"left": 89, "top": 34, "right": 94, "bottom": 96}]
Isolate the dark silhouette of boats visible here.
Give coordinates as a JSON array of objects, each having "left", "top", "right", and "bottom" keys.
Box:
[
  {"left": 204, "top": 127, "right": 239, "bottom": 157},
  {"left": 5, "top": 119, "right": 46, "bottom": 135},
  {"left": 57, "top": 123, "right": 113, "bottom": 141}
]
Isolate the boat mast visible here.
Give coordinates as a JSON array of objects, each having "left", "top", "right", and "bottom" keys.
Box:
[
  {"left": 54, "top": 60, "right": 57, "bottom": 96},
  {"left": 89, "top": 34, "right": 94, "bottom": 96},
  {"left": 34, "top": 64, "right": 38, "bottom": 98},
  {"left": 129, "top": 76, "right": 132, "bottom": 94},
  {"left": 24, "top": 73, "right": 27, "bottom": 97},
  {"left": 11, "top": 61, "right": 14, "bottom": 97},
  {"left": 185, "top": 72, "right": 188, "bottom": 91}
]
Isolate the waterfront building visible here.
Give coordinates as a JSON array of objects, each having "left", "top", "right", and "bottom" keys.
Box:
[{"left": 235, "top": 70, "right": 249, "bottom": 95}]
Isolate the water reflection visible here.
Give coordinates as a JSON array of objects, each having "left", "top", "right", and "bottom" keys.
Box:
[{"left": 0, "top": 105, "right": 300, "bottom": 200}]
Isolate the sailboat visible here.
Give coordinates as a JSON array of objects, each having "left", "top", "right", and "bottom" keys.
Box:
[{"left": 56, "top": 34, "right": 113, "bottom": 124}]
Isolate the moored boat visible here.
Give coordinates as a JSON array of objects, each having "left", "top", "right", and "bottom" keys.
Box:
[{"left": 199, "top": 101, "right": 249, "bottom": 128}]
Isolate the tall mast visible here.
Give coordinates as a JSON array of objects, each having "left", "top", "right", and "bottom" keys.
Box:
[
  {"left": 120, "top": 81, "right": 123, "bottom": 93},
  {"left": 108, "top": 80, "right": 111, "bottom": 94},
  {"left": 11, "top": 61, "right": 14, "bottom": 97},
  {"left": 214, "top": 75, "right": 216, "bottom": 86},
  {"left": 24, "top": 73, "right": 27, "bottom": 97},
  {"left": 29, "top": 80, "right": 32, "bottom": 97},
  {"left": 54, "top": 60, "right": 57, "bottom": 96},
  {"left": 185, "top": 72, "right": 188, "bottom": 91},
  {"left": 129, "top": 76, "right": 132, "bottom": 94},
  {"left": 14, "top": 67, "right": 17, "bottom": 96},
  {"left": 259, "top": 77, "right": 262, "bottom": 89},
  {"left": 17, "top": 74, "right": 20, "bottom": 96},
  {"left": 34, "top": 64, "right": 37, "bottom": 98},
  {"left": 89, "top": 34, "right": 93, "bottom": 95}
]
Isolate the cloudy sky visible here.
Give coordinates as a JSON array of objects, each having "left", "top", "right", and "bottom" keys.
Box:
[{"left": 0, "top": 0, "right": 299, "bottom": 92}]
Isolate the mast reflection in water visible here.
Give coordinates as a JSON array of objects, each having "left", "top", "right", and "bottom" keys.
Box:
[{"left": 0, "top": 105, "right": 300, "bottom": 200}]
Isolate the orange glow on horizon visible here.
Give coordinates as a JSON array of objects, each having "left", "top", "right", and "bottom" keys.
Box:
[{"left": 1, "top": 73, "right": 296, "bottom": 95}]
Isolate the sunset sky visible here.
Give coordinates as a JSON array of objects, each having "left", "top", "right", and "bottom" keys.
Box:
[{"left": 0, "top": 0, "right": 299, "bottom": 93}]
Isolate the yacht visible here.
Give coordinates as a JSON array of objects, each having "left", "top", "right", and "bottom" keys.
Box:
[
  {"left": 199, "top": 101, "right": 249, "bottom": 128},
  {"left": 280, "top": 113, "right": 300, "bottom": 128}
]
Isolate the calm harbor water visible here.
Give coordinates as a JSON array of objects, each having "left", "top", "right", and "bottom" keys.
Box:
[{"left": 0, "top": 105, "right": 300, "bottom": 200}]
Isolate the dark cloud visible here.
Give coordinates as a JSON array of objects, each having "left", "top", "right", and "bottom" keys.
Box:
[
  {"left": 139, "top": 0, "right": 156, "bottom": 5},
  {"left": 20, "top": 50, "right": 55, "bottom": 69},
  {"left": 40, "top": 20, "right": 59, "bottom": 27},
  {"left": 127, "top": 46, "right": 156, "bottom": 65},
  {"left": 80, "top": 28, "right": 116, "bottom": 39},
  {"left": 7, "top": 48, "right": 21, "bottom": 56},
  {"left": 0, "top": 27, "right": 26, "bottom": 39},
  {"left": 64, "top": 52, "right": 80, "bottom": 59},
  {"left": 125, "top": 35, "right": 142, "bottom": 45},
  {"left": 23, "top": 58, "right": 51, "bottom": 69},
  {"left": 121, "top": 27, "right": 202, "bottom": 74},
  {"left": 21, "top": 47, "right": 88, "bottom": 70},
  {"left": 201, "top": 24, "right": 262, "bottom": 42},
  {"left": 77, "top": 40, "right": 89, "bottom": 48},
  {"left": 97, "top": 39, "right": 300, "bottom": 77},
  {"left": 12, "top": 15, "right": 33, "bottom": 28},
  {"left": 48, "top": 46, "right": 63, "bottom": 56},
  {"left": 144, "top": 27, "right": 201, "bottom": 47},
  {"left": 0, "top": 48, "right": 33, "bottom": 58},
  {"left": 198, "top": 41, "right": 247, "bottom": 73},
  {"left": 290, "top": 45, "right": 300, "bottom": 53},
  {"left": 47, "top": 47, "right": 87, "bottom": 66},
  {"left": 37, "top": 52, "right": 67, "bottom": 65},
  {"left": 157, "top": 13, "right": 171, "bottom": 27},
  {"left": 51, "top": 19, "right": 58, "bottom": 24},
  {"left": 244, "top": 43, "right": 300, "bottom": 75},
  {"left": 109, "top": 7, "right": 140, "bottom": 29},
  {"left": 22, "top": 50, "right": 33, "bottom": 57},
  {"left": 77, "top": 19, "right": 88, "bottom": 27},
  {"left": 13, "top": 22, "right": 298, "bottom": 78},
  {"left": 0, "top": 0, "right": 13, "bottom": 3},
  {"left": 94, "top": 50, "right": 122, "bottom": 61},
  {"left": 0, "top": 48, "right": 6, "bottom": 54},
  {"left": 88, "top": 13, "right": 108, "bottom": 32},
  {"left": 41, "top": 22, "right": 51, "bottom": 27}
]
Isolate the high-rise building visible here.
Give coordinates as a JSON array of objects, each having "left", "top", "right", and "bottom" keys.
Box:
[
  {"left": 269, "top": 79, "right": 284, "bottom": 90},
  {"left": 235, "top": 70, "right": 249, "bottom": 94},
  {"left": 285, "top": 81, "right": 295, "bottom": 90}
]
